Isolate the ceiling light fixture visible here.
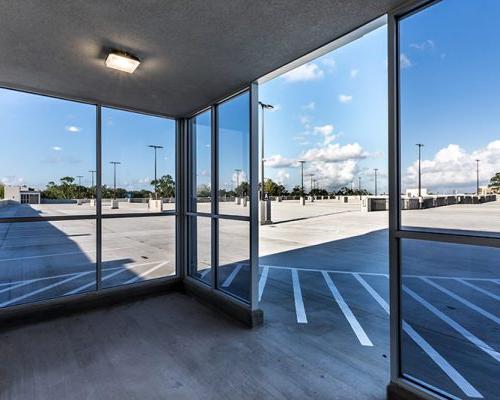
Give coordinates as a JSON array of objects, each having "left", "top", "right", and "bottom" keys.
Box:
[{"left": 105, "top": 51, "right": 140, "bottom": 73}]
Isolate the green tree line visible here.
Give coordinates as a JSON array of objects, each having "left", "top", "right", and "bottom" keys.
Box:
[{"left": 40, "top": 175, "right": 175, "bottom": 199}]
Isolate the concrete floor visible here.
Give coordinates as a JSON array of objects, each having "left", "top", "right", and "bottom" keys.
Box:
[
  {"left": 0, "top": 292, "right": 389, "bottom": 400},
  {"left": 0, "top": 200, "right": 499, "bottom": 399}
]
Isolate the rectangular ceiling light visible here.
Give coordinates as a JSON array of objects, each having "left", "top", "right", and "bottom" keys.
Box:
[{"left": 105, "top": 52, "right": 140, "bottom": 73}]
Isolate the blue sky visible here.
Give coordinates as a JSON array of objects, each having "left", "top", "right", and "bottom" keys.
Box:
[
  {"left": 260, "top": 25, "right": 388, "bottom": 193},
  {"left": 260, "top": 0, "right": 500, "bottom": 194},
  {"left": 2, "top": 0, "right": 500, "bottom": 195},
  {"left": 0, "top": 89, "right": 175, "bottom": 191}
]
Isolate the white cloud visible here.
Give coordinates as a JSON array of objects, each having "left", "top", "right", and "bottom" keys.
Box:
[
  {"left": 313, "top": 124, "right": 336, "bottom": 145},
  {"left": 350, "top": 69, "right": 359, "bottom": 78},
  {"left": 410, "top": 39, "right": 435, "bottom": 51},
  {"left": 320, "top": 57, "right": 336, "bottom": 70},
  {"left": 404, "top": 140, "right": 500, "bottom": 192},
  {"left": 301, "top": 142, "right": 367, "bottom": 163},
  {"left": 276, "top": 170, "right": 290, "bottom": 184},
  {"left": 302, "top": 101, "right": 315, "bottom": 111},
  {"left": 338, "top": 94, "right": 353, "bottom": 104},
  {"left": 232, "top": 169, "right": 248, "bottom": 184},
  {"left": 65, "top": 125, "right": 81, "bottom": 133},
  {"left": 282, "top": 62, "right": 324, "bottom": 82},
  {"left": 52, "top": 146, "right": 62, "bottom": 151},
  {"left": 400, "top": 53, "right": 412, "bottom": 69},
  {"left": 266, "top": 154, "right": 296, "bottom": 168},
  {"left": 313, "top": 124, "right": 334, "bottom": 136},
  {"left": 1, "top": 176, "right": 26, "bottom": 187},
  {"left": 307, "top": 160, "right": 360, "bottom": 190}
]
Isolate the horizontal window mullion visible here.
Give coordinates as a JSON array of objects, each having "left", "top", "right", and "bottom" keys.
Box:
[
  {"left": 101, "top": 212, "right": 176, "bottom": 219},
  {"left": 216, "top": 214, "right": 250, "bottom": 222},
  {"left": 0, "top": 215, "right": 97, "bottom": 224},
  {"left": 395, "top": 229, "right": 500, "bottom": 248}
]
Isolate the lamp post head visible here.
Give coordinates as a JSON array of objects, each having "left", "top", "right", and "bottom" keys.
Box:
[{"left": 259, "top": 101, "right": 274, "bottom": 110}]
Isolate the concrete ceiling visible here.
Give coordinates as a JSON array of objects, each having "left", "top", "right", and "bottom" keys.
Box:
[{"left": 0, "top": 0, "right": 406, "bottom": 118}]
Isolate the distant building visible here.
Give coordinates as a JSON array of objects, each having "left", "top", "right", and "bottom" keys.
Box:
[
  {"left": 4, "top": 185, "right": 41, "bottom": 204},
  {"left": 405, "top": 188, "right": 428, "bottom": 197}
]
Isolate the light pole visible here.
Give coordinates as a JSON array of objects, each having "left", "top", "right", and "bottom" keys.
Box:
[
  {"left": 298, "top": 160, "right": 306, "bottom": 198},
  {"left": 374, "top": 168, "right": 379, "bottom": 196},
  {"left": 110, "top": 161, "right": 121, "bottom": 199},
  {"left": 89, "top": 170, "right": 96, "bottom": 188},
  {"left": 476, "top": 159, "right": 480, "bottom": 195},
  {"left": 234, "top": 169, "right": 241, "bottom": 194},
  {"left": 259, "top": 102, "right": 274, "bottom": 224},
  {"left": 416, "top": 143, "right": 424, "bottom": 197},
  {"left": 76, "top": 175, "right": 83, "bottom": 186},
  {"left": 358, "top": 176, "right": 362, "bottom": 199},
  {"left": 148, "top": 145, "right": 163, "bottom": 198}
]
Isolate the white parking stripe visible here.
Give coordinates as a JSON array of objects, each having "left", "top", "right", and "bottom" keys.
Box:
[
  {"left": 0, "top": 280, "right": 33, "bottom": 294},
  {"left": 200, "top": 268, "right": 211, "bottom": 279},
  {"left": 258, "top": 265, "right": 269, "bottom": 302},
  {"left": 0, "top": 246, "right": 128, "bottom": 263},
  {"left": 322, "top": 271, "right": 373, "bottom": 346},
  {"left": 402, "top": 322, "right": 483, "bottom": 399},
  {"left": 260, "top": 265, "right": 499, "bottom": 282},
  {"left": 222, "top": 264, "right": 243, "bottom": 287},
  {"left": 352, "top": 273, "right": 389, "bottom": 313},
  {"left": 124, "top": 261, "right": 169, "bottom": 284},
  {"left": 291, "top": 269, "right": 307, "bottom": 324},
  {"left": 456, "top": 279, "right": 500, "bottom": 301},
  {"left": 354, "top": 274, "right": 482, "bottom": 398},
  {"left": 0, "top": 266, "right": 124, "bottom": 287},
  {"left": 403, "top": 285, "right": 500, "bottom": 362},
  {"left": 0, "top": 271, "right": 93, "bottom": 307},
  {"left": 421, "top": 277, "right": 500, "bottom": 325},
  {"left": 65, "top": 262, "right": 158, "bottom": 295}
]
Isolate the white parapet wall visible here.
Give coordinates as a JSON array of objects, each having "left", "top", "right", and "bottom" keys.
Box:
[
  {"left": 149, "top": 199, "right": 163, "bottom": 212},
  {"left": 361, "top": 196, "right": 389, "bottom": 212}
]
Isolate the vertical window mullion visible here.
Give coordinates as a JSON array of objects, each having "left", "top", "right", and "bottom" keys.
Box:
[
  {"left": 211, "top": 105, "right": 219, "bottom": 289},
  {"left": 96, "top": 104, "right": 102, "bottom": 291}
]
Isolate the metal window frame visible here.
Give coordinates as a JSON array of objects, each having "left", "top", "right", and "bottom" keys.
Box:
[
  {"left": 0, "top": 87, "right": 179, "bottom": 312},
  {"left": 388, "top": 1, "right": 500, "bottom": 399},
  {"left": 185, "top": 87, "right": 256, "bottom": 308}
]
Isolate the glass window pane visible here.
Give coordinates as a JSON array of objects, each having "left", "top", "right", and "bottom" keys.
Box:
[
  {"left": 0, "top": 220, "right": 96, "bottom": 308},
  {"left": 400, "top": 238, "right": 499, "bottom": 399},
  {"left": 0, "top": 88, "right": 96, "bottom": 218},
  {"left": 218, "top": 219, "right": 250, "bottom": 302},
  {"left": 189, "top": 111, "right": 212, "bottom": 213},
  {"left": 218, "top": 93, "right": 250, "bottom": 216},
  {"left": 188, "top": 216, "right": 212, "bottom": 284},
  {"left": 399, "top": 0, "right": 500, "bottom": 236},
  {"left": 102, "top": 108, "right": 176, "bottom": 214},
  {"left": 101, "top": 216, "right": 175, "bottom": 288}
]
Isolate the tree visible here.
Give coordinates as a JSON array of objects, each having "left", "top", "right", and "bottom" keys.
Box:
[
  {"left": 0, "top": 184, "right": 4, "bottom": 199},
  {"left": 235, "top": 181, "right": 249, "bottom": 197},
  {"left": 263, "top": 179, "right": 289, "bottom": 196},
  {"left": 311, "top": 188, "right": 328, "bottom": 196},
  {"left": 488, "top": 172, "right": 500, "bottom": 188},
  {"left": 42, "top": 177, "right": 97, "bottom": 199},
  {"left": 151, "top": 174, "right": 175, "bottom": 198},
  {"left": 197, "top": 184, "right": 211, "bottom": 198},
  {"left": 129, "top": 189, "right": 153, "bottom": 199},
  {"left": 335, "top": 186, "right": 370, "bottom": 196},
  {"left": 290, "top": 185, "right": 304, "bottom": 196}
]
